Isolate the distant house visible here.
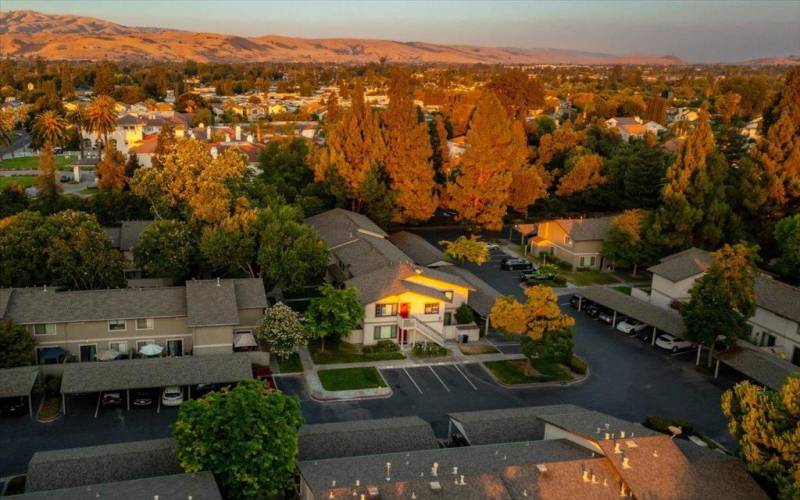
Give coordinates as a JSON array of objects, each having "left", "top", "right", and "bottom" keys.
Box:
[
  {"left": 644, "top": 120, "right": 667, "bottom": 135},
  {"left": 740, "top": 117, "right": 762, "bottom": 141},
  {"left": 647, "top": 247, "right": 713, "bottom": 310},
  {"left": 447, "top": 135, "right": 466, "bottom": 158},
  {"left": 104, "top": 220, "right": 154, "bottom": 263},
  {"left": 618, "top": 122, "right": 647, "bottom": 142},
  {"left": 526, "top": 216, "right": 615, "bottom": 270},
  {"left": 605, "top": 116, "right": 642, "bottom": 128}
]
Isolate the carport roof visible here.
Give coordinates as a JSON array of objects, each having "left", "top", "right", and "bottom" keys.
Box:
[
  {"left": 59, "top": 353, "right": 253, "bottom": 394},
  {"left": 448, "top": 405, "right": 585, "bottom": 445},
  {"left": 716, "top": 345, "right": 799, "bottom": 390},
  {"left": 299, "top": 416, "right": 439, "bottom": 461},
  {"left": 18, "top": 472, "right": 221, "bottom": 500},
  {"left": 578, "top": 286, "right": 686, "bottom": 336},
  {"left": 0, "top": 365, "right": 39, "bottom": 398}
]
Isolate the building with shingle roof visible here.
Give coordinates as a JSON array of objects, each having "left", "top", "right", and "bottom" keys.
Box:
[
  {"left": 647, "top": 247, "right": 712, "bottom": 310},
  {"left": 18, "top": 472, "right": 222, "bottom": 500},
  {"left": 388, "top": 231, "right": 452, "bottom": 267},
  {"left": 526, "top": 216, "right": 615, "bottom": 270},
  {"left": 0, "top": 278, "right": 266, "bottom": 361}
]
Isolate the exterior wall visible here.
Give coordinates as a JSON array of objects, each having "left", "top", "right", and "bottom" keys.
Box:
[
  {"left": 543, "top": 423, "right": 602, "bottom": 454},
  {"left": 192, "top": 325, "right": 235, "bottom": 354},
  {"left": 403, "top": 275, "right": 470, "bottom": 306},
  {"left": 237, "top": 308, "right": 265, "bottom": 328},
  {"left": 650, "top": 273, "right": 704, "bottom": 310},
  {"left": 361, "top": 291, "right": 447, "bottom": 346},
  {"left": 748, "top": 307, "right": 800, "bottom": 362},
  {"left": 531, "top": 222, "right": 604, "bottom": 270}
]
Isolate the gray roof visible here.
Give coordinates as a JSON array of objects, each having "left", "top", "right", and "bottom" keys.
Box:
[
  {"left": 104, "top": 226, "right": 121, "bottom": 248},
  {"left": 116, "top": 114, "right": 144, "bottom": 126},
  {"left": 716, "top": 345, "right": 799, "bottom": 390},
  {"left": 0, "top": 365, "right": 39, "bottom": 398},
  {"left": 388, "top": 231, "right": 450, "bottom": 267},
  {"left": 537, "top": 410, "right": 660, "bottom": 440},
  {"left": 186, "top": 279, "right": 239, "bottom": 327},
  {"left": 26, "top": 438, "right": 181, "bottom": 493},
  {"left": 299, "top": 417, "right": 440, "bottom": 461},
  {"left": 59, "top": 353, "right": 253, "bottom": 394},
  {"left": 305, "top": 208, "right": 387, "bottom": 248},
  {"left": 579, "top": 285, "right": 686, "bottom": 336},
  {"left": 18, "top": 472, "right": 221, "bottom": 500},
  {"left": 437, "top": 266, "right": 502, "bottom": 317},
  {"left": 345, "top": 262, "right": 470, "bottom": 306},
  {"left": 299, "top": 438, "right": 597, "bottom": 498},
  {"left": 126, "top": 278, "right": 173, "bottom": 288},
  {"left": 448, "top": 405, "right": 586, "bottom": 445},
  {"left": 755, "top": 274, "right": 800, "bottom": 323},
  {"left": 554, "top": 216, "right": 613, "bottom": 241},
  {"left": 647, "top": 247, "right": 712, "bottom": 282},
  {"left": 113, "top": 220, "right": 154, "bottom": 251}
]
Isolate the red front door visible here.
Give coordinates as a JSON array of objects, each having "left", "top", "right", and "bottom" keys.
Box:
[{"left": 400, "top": 303, "right": 410, "bottom": 318}]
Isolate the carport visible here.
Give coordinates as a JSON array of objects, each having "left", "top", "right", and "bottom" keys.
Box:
[
  {"left": 0, "top": 366, "right": 39, "bottom": 417},
  {"left": 713, "top": 346, "right": 798, "bottom": 390},
  {"left": 577, "top": 285, "right": 686, "bottom": 344},
  {"left": 59, "top": 353, "right": 253, "bottom": 415}
]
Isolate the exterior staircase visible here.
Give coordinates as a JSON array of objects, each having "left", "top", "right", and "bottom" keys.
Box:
[{"left": 401, "top": 316, "right": 447, "bottom": 347}]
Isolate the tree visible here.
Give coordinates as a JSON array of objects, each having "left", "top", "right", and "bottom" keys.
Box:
[
  {"left": 258, "top": 138, "right": 312, "bottom": 201},
  {"left": 304, "top": 284, "right": 364, "bottom": 351},
  {"left": 644, "top": 96, "right": 667, "bottom": 124},
  {"left": 85, "top": 95, "right": 118, "bottom": 158},
  {"left": 556, "top": 154, "right": 605, "bottom": 197},
  {"left": 35, "top": 148, "right": 62, "bottom": 212},
  {"left": 429, "top": 114, "right": 451, "bottom": 185},
  {"left": 490, "top": 286, "right": 575, "bottom": 340},
  {"left": 0, "top": 211, "right": 50, "bottom": 287},
  {"left": 774, "top": 215, "right": 800, "bottom": 285},
  {"left": 93, "top": 62, "right": 115, "bottom": 96},
  {"left": 602, "top": 210, "right": 647, "bottom": 275},
  {"left": 681, "top": 243, "right": 757, "bottom": 365},
  {"left": 439, "top": 236, "right": 489, "bottom": 265},
  {"left": 134, "top": 220, "right": 196, "bottom": 282},
  {"left": 96, "top": 143, "right": 126, "bottom": 191},
  {"left": 447, "top": 91, "right": 514, "bottom": 231},
  {"left": 521, "top": 328, "right": 573, "bottom": 364},
  {"left": 173, "top": 379, "right": 302, "bottom": 499},
  {"left": 0, "top": 107, "right": 15, "bottom": 148},
  {"left": 0, "top": 321, "right": 35, "bottom": 369},
  {"left": 485, "top": 69, "right": 545, "bottom": 121},
  {"left": 721, "top": 375, "right": 800, "bottom": 500},
  {"left": 257, "top": 204, "right": 328, "bottom": 293},
  {"left": 66, "top": 104, "right": 87, "bottom": 158},
  {"left": 200, "top": 224, "right": 258, "bottom": 278},
  {"left": 508, "top": 119, "right": 549, "bottom": 213},
  {"left": 358, "top": 165, "right": 396, "bottom": 230},
  {"left": 0, "top": 185, "right": 29, "bottom": 218},
  {"left": 716, "top": 92, "right": 741, "bottom": 123},
  {"left": 32, "top": 110, "right": 67, "bottom": 149},
  {"left": 255, "top": 303, "right": 307, "bottom": 358}
]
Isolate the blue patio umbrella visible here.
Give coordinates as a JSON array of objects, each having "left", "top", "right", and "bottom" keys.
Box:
[{"left": 139, "top": 343, "right": 163, "bottom": 357}]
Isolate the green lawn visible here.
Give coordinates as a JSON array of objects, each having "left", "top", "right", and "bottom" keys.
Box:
[
  {"left": 559, "top": 269, "right": 619, "bottom": 286},
  {"left": 79, "top": 187, "right": 99, "bottom": 196},
  {"left": 310, "top": 341, "right": 405, "bottom": 364},
  {"left": 277, "top": 352, "right": 303, "bottom": 373},
  {"left": 484, "top": 359, "right": 572, "bottom": 384},
  {"left": 0, "top": 175, "right": 37, "bottom": 190},
  {"left": 0, "top": 155, "right": 76, "bottom": 171},
  {"left": 318, "top": 367, "right": 386, "bottom": 391}
]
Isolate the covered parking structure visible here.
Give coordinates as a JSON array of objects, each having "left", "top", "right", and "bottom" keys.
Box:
[
  {"left": 576, "top": 285, "right": 686, "bottom": 344},
  {"left": 714, "top": 345, "right": 799, "bottom": 390},
  {"left": 0, "top": 366, "right": 39, "bottom": 417},
  {"left": 59, "top": 353, "right": 253, "bottom": 414}
]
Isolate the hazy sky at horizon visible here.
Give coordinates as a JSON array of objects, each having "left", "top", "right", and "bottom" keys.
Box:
[{"left": 6, "top": 0, "right": 800, "bottom": 62}]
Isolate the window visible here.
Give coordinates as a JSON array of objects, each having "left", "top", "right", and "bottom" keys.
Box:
[
  {"left": 29, "top": 323, "right": 56, "bottom": 336},
  {"left": 444, "top": 291, "right": 454, "bottom": 301},
  {"left": 79, "top": 344, "right": 97, "bottom": 362},
  {"left": 109, "top": 342, "right": 128, "bottom": 354},
  {"left": 166, "top": 339, "right": 183, "bottom": 357},
  {"left": 424, "top": 303, "right": 440, "bottom": 315},
  {"left": 373, "top": 325, "right": 398, "bottom": 340},
  {"left": 375, "top": 303, "right": 398, "bottom": 317},
  {"left": 136, "top": 318, "right": 154, "bottom": 330},
  {"left": 760, "top": 333, "right": 776, "bottom": 347},
  {"left": 108, "top": 320, "right": 126, "bottom": 332},
  {"left": 444, "top": 312, "right": 453, "bottom": 326},
  {"left": 580, "top": 256, "right": 597, "bottom": 268}
]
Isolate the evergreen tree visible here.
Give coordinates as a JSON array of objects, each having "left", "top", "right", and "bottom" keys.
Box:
[
  {"left": 485, "top": 69, "right": 545, "bottom": 121},
  {"left": 96, "top": 144, "right": 127, "bottom": 192},
  {"left": 447, "top": 91, "right": 515, "bottom": 231},
  {"left": 602, "top": 209, "right": 647, "bottom": 275},
  {"left": 358, "top": 165, "right": 396, "bottom": 230},
  {"left": 429, "top": 114, "right": 451, "bottom": 185},
  {"left": 644, "top": 95, "right": 667, "bottom": 124},
  {"left": 508, "top": 119, "right": 549, "bottom": 213},
  {"left": 93, "top": 62, "right": 115, "bottom": 96},
  {"left": 383, "top": 70, "right": 437, "bottom": 222}
]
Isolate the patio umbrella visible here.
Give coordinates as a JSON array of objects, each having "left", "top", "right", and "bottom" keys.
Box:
[
  {"left": 96, "top": 349, "right": 120, "bottom": 361},
  {"left": 139, "top": 343, "right": 163, "bottom": 357}
]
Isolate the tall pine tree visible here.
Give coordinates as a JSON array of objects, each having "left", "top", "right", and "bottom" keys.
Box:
[{"left": 508, "top": 119, "right": 549, "bottom": 213}]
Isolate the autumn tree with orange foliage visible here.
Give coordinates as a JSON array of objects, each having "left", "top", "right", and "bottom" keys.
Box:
[
  {"left": 485, "top": 68, "right": 545, "bottom": 121},
  {"left": 532, "top": 121, "right": 584, "bottom": 170},
  {"left": 447, "top": 91, "right": 515, "bottom": 231},
  {"left": 491, "top": 286, "right": 575, "bottom": 340},
  {"left": 508, "top": 119, "right": 550, "bottom": 213},
  {"left": 556, "top": 154, "right": 605, "bottom": 197},
  {"left": 382, "top": 70, "right": 437, "bottom": 222},
  {"left": 96, "top": 143, "right": 127, "bottom": 191},
  {"left": 716, "top": 92, "right": 741, "bottom": 123}
]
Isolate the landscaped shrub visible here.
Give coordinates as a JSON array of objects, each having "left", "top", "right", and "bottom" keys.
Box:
[
  {"left": 569, "top": 355, "right": 587, "bottom": 374},
  {"left": 455, "top": 303, "right": 475, "bottom": 324},
  {"left": 643, "top": 415, "right": 694, "bottom": 436},
  {"left": 362, "top": 340, "right": 400, "bottom": 354},
  {"left": 553, "top": 275, "right": 568, "bottom": 286},
  {"left": 411, "top": 342, "right": 449, "bottom": 358}
]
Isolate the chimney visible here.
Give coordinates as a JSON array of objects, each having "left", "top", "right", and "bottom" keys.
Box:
[
  {"left": 216, "top": 277, "right": 221, "bottom": 287},
  {"left": 614, "top": 442, "right": 622, "bottom": 454},
  {"left": 582, "top": 470, "right": 590, "bottom": 483},
  {"left": 431, "top": 462, "right": 438, "bottom": 476},
  {"left": 620, "top": 431, "right": 626, "bottom": 439},
  {"left": 235, "top": 125, "right": 242, "bottom": 141},
  {"left": 622, "top": 457, "right": 632, "bottom": 469},
  {"left": 206, "top": 126, "right": 211, "bottom": 140},
  {"left": 225, "top": 133, "right": 231, "bottom": 143}
]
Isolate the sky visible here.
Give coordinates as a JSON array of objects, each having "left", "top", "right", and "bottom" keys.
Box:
[{"left": 6, "top": 0, "right": 800, "bottom": 63}]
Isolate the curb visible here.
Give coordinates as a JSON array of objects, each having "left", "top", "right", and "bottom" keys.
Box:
[
  {"left": 306, "top": 369, "right": 395, "bottom": 403},
  {"left": 35, "top": 396, "right": 63, "bottom": 424},
  {"left": 478, "top": 359, "right": 591, "bottom": 389}
]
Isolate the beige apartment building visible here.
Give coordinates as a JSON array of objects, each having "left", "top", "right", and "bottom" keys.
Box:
[
  {"left": 0, "top": 279, "right": 267, "bottom": 363},
  {"left": 525, "top": 216, "right": 614, "bottom": 270}
]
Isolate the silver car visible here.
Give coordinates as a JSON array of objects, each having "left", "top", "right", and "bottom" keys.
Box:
[
  {"left": 161, "top": 386, "right": 184, "bottom": 407},
  {"left": 655, "top": 334, "right": 693, "bottom": 353}
]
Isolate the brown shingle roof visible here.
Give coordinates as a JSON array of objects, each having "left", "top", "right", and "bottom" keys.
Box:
[
  {"left": 647, "top": 247, "right": 712, "bottom": 282},
  {"left": 554, "top": 216, "right": 614, "bottom": 241},
  {"left": 754, "top": 274, "right": 800, "bottom": 323},
  {"left": 716, "top": 345, "right": 799, "bottom": 390},
  {"left": 345, "top": 263, "right": 452, "bottom": 305},
  {"left": 388, "top": 231, "right": 449, "bottom": 267},
  {"left": 186, "top": 279, "right": 239, "bottom": 327}
]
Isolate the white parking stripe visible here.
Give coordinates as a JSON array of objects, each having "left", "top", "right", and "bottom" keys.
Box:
[
  {"left": 454, "top": 364, "right": 478, "bottom": 390},
  {"left": 429, "top": 366, "right": 450, "bottom": 392},
  {"left": 403, "top": 368, "right": 423, "bottom": 394}
]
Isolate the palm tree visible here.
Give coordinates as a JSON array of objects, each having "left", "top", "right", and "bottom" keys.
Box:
[
  {"left": 32, "top": 110, "right": 68, "bottom": 152},
  {"left": 66, "top": 104, "right": 87, "bottom": 159},
  {"left": 85, "top": 95, "right": 118, "bottom": 159}
]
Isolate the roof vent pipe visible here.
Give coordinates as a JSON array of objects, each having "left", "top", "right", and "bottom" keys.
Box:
[{"left": 216, "top": 277, "right": 221, "bottom": 287}]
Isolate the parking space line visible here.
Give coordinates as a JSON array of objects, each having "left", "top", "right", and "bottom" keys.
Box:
[
  {"left": 454, "top": 364, "right": 478, "bottom": 390},
  {"left": 402, "top": 368, "right": 423, "bottom": 394},
  {"left": 429, "top": 366, "right": 450, "bottom": 392}
]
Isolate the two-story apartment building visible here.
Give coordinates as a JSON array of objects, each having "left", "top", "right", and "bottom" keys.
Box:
[
  {"left": 0, "top": 279, "right": 267, "bottom": 363},
  {"left": 525, "top": 216, "right": 614, "bottom": 270},
  {"left": 647, "top": 247, "right": 712, "bottom": 310},
  {"left": 306, "top": 208, "right": 481, "bottom": 348}
]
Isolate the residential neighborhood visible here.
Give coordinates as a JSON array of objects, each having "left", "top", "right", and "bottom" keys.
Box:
[{"left": 1, "top": 2, "right": 799, "bottom": 499}]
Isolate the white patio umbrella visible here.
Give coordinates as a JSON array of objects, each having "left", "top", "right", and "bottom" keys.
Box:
[
  {"left": 139, "top": 343, "right": 163, "bottom": 357},
  {"left": 96, "top": 349, "right": 120, "bottom": 361}
]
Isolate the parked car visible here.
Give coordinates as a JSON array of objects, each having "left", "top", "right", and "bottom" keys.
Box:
[
  {"left": 59, "top": 174, "right": 70, "bottom": 183},
  {"left": 637, "top": 329, "right": 655, "bottom": 343},
  {"left": 0, "top": 397, "right": 27, "bottom": 417},
  {"left": 655, "top": 334, "right": 693, "bottom": 353},
  {"left": 485, "top": 242, "right": 500, "bottom": 251},
  {"left": 131, "top": 389, "right": 155, "bottom": 408},
  {"left": 101, "top": 392, "right": 123, "bottom": 408},
  {"left": 501, "top": 258, "right": 533, "bottom": 271},
  {"left": 616, "top": 319, "right": 649, "bottom": 335},
  {"left": 526, "top": 265, "right": 557, "bottom": 282},
  {"left": 585, "top": 303, "right": 602, "bottom": 317},
  {"left": 161, "top": 386, "right": 184, "bottom": 407},
  {"left": 597, "top": 309, "right": 617, "bottom": 324}
]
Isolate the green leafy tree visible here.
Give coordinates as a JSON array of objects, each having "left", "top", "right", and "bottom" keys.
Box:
[
  {"left": 774, "top": 215, "right": 800, "bottom": 285},
  {"left": 0, "top": 321, "right": 35, "bottom": 368},
  {"left": 0, "top": 211, "right": 51, "bottom": 287},
  {"left": 200, "top": 224, "right": 257, "bottom": 278},
  {"left": 304, "top": 284, "right": 364, "bottom": 351},
  {"left": 0, "top": 185, "right": 29, "bottom": 218},
  {"left": 681, "top": 243, "right": 757, "bottom": 365},
  {"left": 173, "top": 379, "right": 303, "bottom": 499},
  {"left": 439, "top": 236, "right": 489, "bottom": 265},
  {"left": 520, "top": 328, "right": 573, "bottom": 364},
  {"left": 258, "top": 138, "right": 312, "bottom": 201},
  {"left": 603, "top": 210, "right": 647, "bottom": 275},
  {"left": 721, "top": 375, "right": 800, "bottom": 500},
  {"left": 134, "top": 220, "right": 196, "bottom": 282},
  {"left": 255, "top": 302, "right": 307, "bottom": 358},
  {"left": 257, "top": 205, "right": 328, "bottom": 292},
  {"left": 358, "top": 165, "right": 396, "bottom": 230}
]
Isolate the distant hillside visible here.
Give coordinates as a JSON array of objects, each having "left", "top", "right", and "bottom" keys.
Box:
[
  {"left": 730, "top": 55, "right": 800, "bottom": 66},
  {"left": 0, "top": 10, "right": 686, "bottom": 65}
]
